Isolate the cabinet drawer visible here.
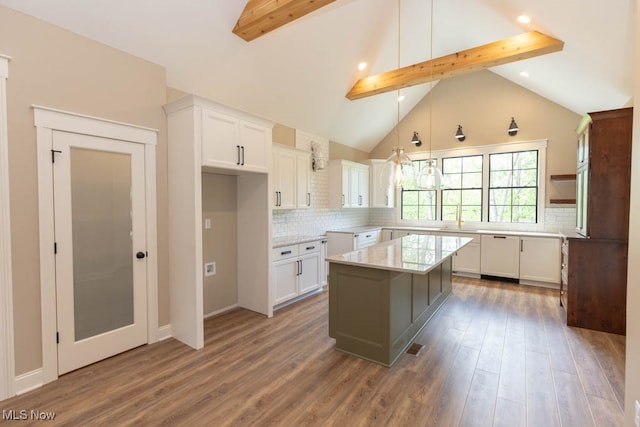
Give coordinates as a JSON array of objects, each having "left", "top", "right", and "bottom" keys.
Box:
[
  {"left": 272, "top": 244, "right": 299, "bottom": 261},
  {"left": 355, "top": 231, "right": 379, "bottom": 249},
  {"left": 299, "top": 241, "right": 321, "bottom": 255}
]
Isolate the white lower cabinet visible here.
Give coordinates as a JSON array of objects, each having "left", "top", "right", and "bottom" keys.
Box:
[
  {"left": 452, "top": 234, "right": 480, "bottom": 275},
  {"left": 519, "top": 236, "right": 561, "bottom": 284},
  {"left": 272, "top": 240, "right": 322, "bottom": 306},
  {"left": 480, "top": 234, "right": 520, "bottom": 279}
]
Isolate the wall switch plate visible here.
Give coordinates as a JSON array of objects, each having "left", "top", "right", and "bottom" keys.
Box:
[
  {"left": 204, "top": 262, "right": 216, "bottom": 277},
  {"left": 204, "top": 218, "right": 212, "bottom": 229}
]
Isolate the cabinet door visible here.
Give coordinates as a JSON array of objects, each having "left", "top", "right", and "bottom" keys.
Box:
[
  {"left": 273, "top": 149, "right": 297, "bottom": 209},
  {"left": 349, "top": 166, "right": 360, "bottom": 207},
  {"left": 341, "top": 167, "right": 350, "bottom": 207},
  {"left": 369, "top": 161, "right": 393, "bottom": 208},
  {"left": 239, "top": 120, "right": 269, "bottom": 172},
  {"left": 453, "top": 243, "right": 481, "bottom": 274},
  {"left": 480, "top": 235, "right": 520, "bottom": 278},
  {"left": 273, "top": 258, "right": 298, "bottom": 305},
  {"left": 202, "top": 109, "right": 240, "bottom": 169},
  {"left": 519, "top": 237, "right": 561, "bottom": 284},
  {"left": 299, "top": 253, "right": 321, "bottom": 295},
  {"left": 358, "top": 167, "right": 369, "bottom": 207},
  {"left": 296, "top": 152, "right": 311, "bottom": 208},
  {"left": 576, "top": 166, "right": 588, "bottom": 236}
]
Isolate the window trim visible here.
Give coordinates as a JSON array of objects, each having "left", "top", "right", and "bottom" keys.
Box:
[{"left": 396, "top": 139, "right": 547, "bottom": 226}]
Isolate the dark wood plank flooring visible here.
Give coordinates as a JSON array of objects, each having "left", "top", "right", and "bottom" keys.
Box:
[{"left": 0, "top": 277, "right": 625, "bottom": 426}]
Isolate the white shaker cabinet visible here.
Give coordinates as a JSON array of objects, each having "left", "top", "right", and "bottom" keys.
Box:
[
  {"left": 451, "top": 234, "right": 481, "bottom": 275},
  {"left": 201, "top": 108, "right": 270, "bottom": 173},
  {"left": 480, "top": 234, "right": 520, "bottom": 279},
  {"left": 272, "top": 240, "right": 323, "bottom": 307},
  {"left": 368, "top": 159, "right": 394, "bottom": 208},
  {"left": 272, "top": 145, "right": 311, "bottom": 209},
  {"left": 519, "top": 236, "right": 561, "bottom": 284},
  {"left": 328, "top": 160, "right": 369, "bottom": 208}
]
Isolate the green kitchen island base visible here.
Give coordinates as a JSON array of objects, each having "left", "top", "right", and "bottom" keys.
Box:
[{"left": 328, "top": 257, "right": 453, "bottom": 367}]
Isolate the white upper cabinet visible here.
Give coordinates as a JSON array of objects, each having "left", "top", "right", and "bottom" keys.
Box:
[
  {"left": 328, "top": 159, "right": 369, "bottom": 208},
  {"left": 368, "top": 159, "right": 394, "bottom": 208},
  {"left": 272, "top": 145, "right": 311, "bottom": 209},
  {"left": 170, "top": 97, "right": 271, "bottom": 173}
]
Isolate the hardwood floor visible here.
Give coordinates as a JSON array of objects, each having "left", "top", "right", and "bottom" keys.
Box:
[{"left": 1, "top": 277, "right": 625, "bottom": 426}]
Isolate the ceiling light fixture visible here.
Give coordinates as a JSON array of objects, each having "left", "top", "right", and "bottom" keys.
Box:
[
  {"left": 418, "top": 0, "right": 444, "bottom": 190},
  {"left": 508, "top": 117, "right": 519, "bottom": 136},
  {"left": 358, "top": 62, "right": 367, "bottom": 71},
  {"left": 518, "top": 15, "right": 531, "bottom": 24},
  {"left": 411, "top": 131, "right": 422, "bottom": 146},
  {"left": 455, "top": 125, "right": 466, "bottom": 142},
  {"left": 385, "top": 0, "right": 413, "bottom": 189}
]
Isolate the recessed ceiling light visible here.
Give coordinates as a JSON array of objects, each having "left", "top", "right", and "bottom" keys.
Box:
[
  {"left": 520, "top": 71, "right": 530, "bottom": 78},
  {"left": 517, "top": 15, "right": 531, "bottom": 24},
  {"left": 398, "top": 95, "right": 405, "bottom": 102},
  {"left": 358, "top": 62, "right": 367, "bottom": 71}
]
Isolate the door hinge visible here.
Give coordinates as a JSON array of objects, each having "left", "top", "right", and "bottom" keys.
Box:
[
  {"left": 56, "top": 332, "right": 59, "bottom": 344},
  {"left": 54, "top": 242, "right": 57, "bottom": 254},
  {"left": 51, "top": 149, "right": 62, "bottom": 163}
]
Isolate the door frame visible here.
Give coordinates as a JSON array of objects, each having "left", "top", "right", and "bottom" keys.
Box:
[
  {"left": 35, "top": 106, "right": 158, "bottom": 384},
  {"left": 0, "top": 54, "right": 14, "bottom": 400}
]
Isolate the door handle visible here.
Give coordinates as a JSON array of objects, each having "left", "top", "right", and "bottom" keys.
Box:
[
  {"left": 136, "top": 251, "right": 146, "bottom": 259},
  {"left": 493, "top": 235, "right": 507, "bottom": 239},
  {"left": 236, "top": 145, "right": 241, "bottom": 165}
]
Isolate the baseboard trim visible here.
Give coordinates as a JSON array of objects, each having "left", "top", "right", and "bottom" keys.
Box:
[
  {"left": 204, "top": 304, "right": 239, "bottom": 319},
  {"left": 14, "top": 368, "right": 43, "bottom": 396},
  {"left": 157, "top": 324, "right": 172, "bottom": 341}
]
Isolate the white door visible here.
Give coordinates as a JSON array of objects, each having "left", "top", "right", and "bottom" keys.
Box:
[{"left": 52, "top": 131, "right": 147, "bottom": 375}]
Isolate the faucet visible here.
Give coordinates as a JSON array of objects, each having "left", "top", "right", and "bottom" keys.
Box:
[{"left": 456, "top": 204, "right": 464, "bottom": 229}]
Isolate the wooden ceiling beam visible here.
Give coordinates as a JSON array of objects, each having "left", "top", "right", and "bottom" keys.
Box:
[
  {"left": 233, "top": 0, "right": 336, "bottom": 42},
  {"left": 346, "top": 31, "right": 564, "bottom": 100}
]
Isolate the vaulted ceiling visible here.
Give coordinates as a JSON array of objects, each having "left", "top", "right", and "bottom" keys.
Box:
[{"left": 0, "top": 0, "right": 634, "bottom": 152}]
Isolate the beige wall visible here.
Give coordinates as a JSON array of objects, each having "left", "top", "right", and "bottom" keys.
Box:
[
  {"left": 369, "top": 70, "right": 582, "bottom": 205},
  {"left": 272, "top": 124, "right": 295, "bottom": 147},
  {"left": 0, "top": 5, "right": 169, "bottom": 375},
  {"left": 202, "top": 173, "right": 238, "bottom": 315},
  {"left": 329, "top": 141, "right": 369, "bottom": 163},
  {"left": 625, "top": 6, "right": 640, "bottom": 426}
]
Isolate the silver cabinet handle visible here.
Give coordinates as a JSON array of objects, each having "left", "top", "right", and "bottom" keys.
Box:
[{"left": 307, "top": 192, "right": 311, "bottom": 206}]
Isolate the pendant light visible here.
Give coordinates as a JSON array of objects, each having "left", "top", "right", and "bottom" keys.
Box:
[
  {"left": 417, "top": 0, "right": 444, "bottom": 190},
  {"left": 385, "top": 0, "right": 412, "bottom": 189}
]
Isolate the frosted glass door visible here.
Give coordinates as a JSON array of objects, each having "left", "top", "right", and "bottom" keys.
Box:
[{"left": 53, "top": 131, "right": 147, "bottom": 375}]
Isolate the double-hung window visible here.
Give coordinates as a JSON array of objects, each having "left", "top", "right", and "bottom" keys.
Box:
[
  {"left": 488, "top": 150, "right": 538, "bottom": 223},
  {"left": 441, "top": 155, "right": 483, "bottom": 221},
  {"left": 401, "top": 159, "right": 437, "bottom": 220}
]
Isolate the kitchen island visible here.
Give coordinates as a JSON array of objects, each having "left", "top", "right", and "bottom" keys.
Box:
[{"left": 327, "top": 233, "right": 473, "bottom": 366}]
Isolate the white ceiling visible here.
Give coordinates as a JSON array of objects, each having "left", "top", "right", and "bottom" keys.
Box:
[{"left": 0, "top": 0, "right": 634, "bottom": 152}]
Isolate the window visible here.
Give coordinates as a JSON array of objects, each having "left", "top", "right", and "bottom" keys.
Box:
[
  {"left": 488, "top": 150, "right": 538, "bottom": 223},
  {"left": 401, "top": 159, "right": 437, "bottom": 220},
  {"left": 441, "top": 155, "right": 483, "bottom": 221},
  {"left": 397, "top": 141, "right": 545, "bottom": 224}
]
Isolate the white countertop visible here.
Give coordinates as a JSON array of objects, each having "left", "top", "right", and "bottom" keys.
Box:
[
  {"left": 382, "top": 226, "right": 563, "bottom": 239},
  {"left": 326, "top": 234, "right": 473, "bottom": 274},
  {"left": 273, "top": 235, "right": 326, "bottom": 248},
  {"left": 325, "top": 226, "right": 383, "bottom": 235}
]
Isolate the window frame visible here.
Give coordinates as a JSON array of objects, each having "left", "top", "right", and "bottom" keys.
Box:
[{"left": 396, "top": 140, "right": 547, "bottom": 226}]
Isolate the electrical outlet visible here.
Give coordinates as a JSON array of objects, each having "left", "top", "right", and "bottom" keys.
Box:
[
  {"left": 204, "top": 262, "right": 216, "bottom": 277},
  {"left": 635, "top": 400, "right": 640, "bottom": 427}
]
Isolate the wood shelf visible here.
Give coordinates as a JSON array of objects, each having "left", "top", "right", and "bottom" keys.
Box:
[
  {"left": 550, "top": 174, "right": 577, "bottom": 181},
  {"left": 550, "top": 198, "right": 576, "bottom": 204}
]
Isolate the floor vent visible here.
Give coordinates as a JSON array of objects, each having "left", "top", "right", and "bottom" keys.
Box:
[{"left": 406, "top": 343, "right": 424, "bottom": 356}]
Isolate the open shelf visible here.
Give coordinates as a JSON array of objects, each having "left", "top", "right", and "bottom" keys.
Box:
[
  {"left": 550, "top": 198, "right": 576, "bottom": 204},
  {"left": 550, "top": 174, "right": 577, "bottom": 181}
]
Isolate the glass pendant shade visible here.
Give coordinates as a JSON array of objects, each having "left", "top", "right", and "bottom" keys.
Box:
[
  {"left": 417, "top": 162, "right": 444, "bottom": 190},
  {"left": 384, "top": 147, "right": 413, "bottom": 188}
]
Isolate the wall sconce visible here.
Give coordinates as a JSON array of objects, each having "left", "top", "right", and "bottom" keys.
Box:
[
  {"left": 455, "top": 125, "right": 466, "bottom": 142},
  {"left": 411, "top": 131, "right": 422, "bottom": 147},
  {"left": 508, "top": 117, "right": 519, "bottom": 136},
  {"left": 311, "top": 141, "right": 327, "bottom": 171}
]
